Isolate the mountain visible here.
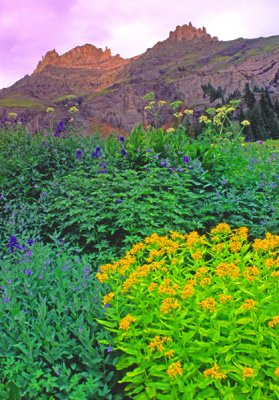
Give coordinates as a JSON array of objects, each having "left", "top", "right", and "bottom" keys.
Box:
[{"left": 0, "top": 22, "right": 279, "bottom": 134}]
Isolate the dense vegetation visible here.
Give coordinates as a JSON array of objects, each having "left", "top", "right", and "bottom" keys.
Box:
[{"left": 0, "top": 101, "right": 278, "bottom": 399}]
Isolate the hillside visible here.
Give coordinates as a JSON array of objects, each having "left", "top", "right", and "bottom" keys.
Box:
[{"left": 0, "top": 22, "right": 279, "bottom": 133}]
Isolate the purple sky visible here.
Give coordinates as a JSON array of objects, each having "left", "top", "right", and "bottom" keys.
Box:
[{"left": 0, "top": 0, "right": 279, "bottom": 89}]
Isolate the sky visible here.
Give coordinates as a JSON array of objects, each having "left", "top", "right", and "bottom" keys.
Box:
[{"left": 0, "top": 0, "right": 279, "bottom": 89}]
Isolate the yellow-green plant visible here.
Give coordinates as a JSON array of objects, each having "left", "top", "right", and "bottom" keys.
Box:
[
  {"left": 143, "top": 92, "right": 168, "bottom": 129},
  {"left": 199, "top": 100, "right": 250, "bottom": 143},
  {"left": 97, "top": 224, "right": 279, "bottom": 399}
]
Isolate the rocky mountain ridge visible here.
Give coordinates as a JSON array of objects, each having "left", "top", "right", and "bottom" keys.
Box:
[{"left": 0, "top": 22, "right": 279, "bottom": 134}]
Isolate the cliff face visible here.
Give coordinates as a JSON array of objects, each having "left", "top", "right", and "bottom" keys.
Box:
[
  {"left": 34, "top": 44, "right": 126, "bottom": 73},
  {"left": 0, "top": 22, "right": 279, "bottom": 134}
]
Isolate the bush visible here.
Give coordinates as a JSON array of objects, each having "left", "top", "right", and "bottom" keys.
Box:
[
  {"left": 97, "top": 224, "right": 279, "bottom": 399},
  {"left": 0, "top": 242, "right": 123, "bottom": 399}
]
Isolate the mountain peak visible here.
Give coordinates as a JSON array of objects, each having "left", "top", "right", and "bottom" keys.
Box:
[
  {"left": 168, "top": 22, "right": 218, "bottom": 42},
  {"left": 34, "top": 44, "right": 123, "bottom": 73}
]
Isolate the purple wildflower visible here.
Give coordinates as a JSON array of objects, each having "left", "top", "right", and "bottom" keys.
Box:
[
  {"left": 119, "top": 136, "right": 125, "bottom": 143},
  {"left": 75, "top": 149, "right": 83, "bottom": 159},
  {"left": 25, "top": 269, "right": 32, "bottom": 276},
  {"left": 121, "top": 148, "right": 127, "bottom": 156},
  {"left": 107, "top": 346, "right": 113, "bottom": 353},
  {"left": 183, "top": 156, "right": 190, "bottom": 163}
]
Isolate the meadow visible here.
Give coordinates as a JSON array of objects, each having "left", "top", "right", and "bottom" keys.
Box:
[{"left": 0, "top": 101, "right": 278, "bottom": 399}]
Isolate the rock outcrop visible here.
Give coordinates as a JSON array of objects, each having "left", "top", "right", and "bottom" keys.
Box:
[
  {"left": 168, "top": 22, "right": 218, "bottom": 42},
  {"left": 34, "top": 44, "right": 126, "bottom": 73}
]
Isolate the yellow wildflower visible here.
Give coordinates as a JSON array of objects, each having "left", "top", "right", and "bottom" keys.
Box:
[
  {"left": 271, "top": 271, "right": 279, "bottom": 277},
  {"left": 241, "top": 299, "right": 257, "bottom": 310},
  {"left": 158, "top": 100, "right": 167, "bottom": 106},
  {"left": 235, "top": 227, "right": 249, "bottom": 240},
  {"left": 166, "top": 127, "right": 175, "bottom": 133},
  {"left": 181, "top": 283, "right": 195, "bottom": 299},
  {"left": 102, "top": 292, "right": 114, "bottom": 305},
  {"left": 167, "top": 361, "right": 183, "bottom": 379},
  {"left": 199, "top": 297, "right": 216, "bottom": 312},
  {"left": 46, "top": 107, "right": 55, "bottom": 113},
  {"left": 192, "top": 250, "right": 203, "bottom": 260},
  {"left": 241, "top": 120, "right": 250, "bottom": 126},
  {"left": 165, "top": 350, "right": 175, "bottom": 358},
  {"left": 229, "top": 241, "right": 242, "bottom": 253},
  {"left": 160, "top": 297, "right": 181, "bottom": 314},
  {"left": 253, "top": 233, "right": 279, "bottom": 251},
  {"left": 69, "top": 106, "right": 79, "bottom": 114},
  {"left": 174, "top": 112, "right": 183, "bottom": 119},
  {"left": 8, "top": 112, "right": 17, "bottom": 119},
  {"left": 129, "top": 242, "right": 145, "bottom": 255},
  {"left": 268, "top": 316, "right": 279, "bottom": 328},
  {"left": 219, "top": 294, "right": 233, "bottom": 304},
  {"left": 185, "top": 231, "right": 200, "bottom": 248},
  {"left": 148, "top": 336, "right": 172, "bottom": 352},
  {"left": 96, "top": 272, "right": 108, "bottom": 283},
  {"left": 148, "top": 282, "right": 158, "bottom": 292},
  {"left": 265, "top": 258, "right": 274, "bottom": 268},
  {"left": 184, "top": 109, "right": 193, "bottom": 115},
  {"left": 275, "top": 367, "right": 279, "bottom": 377},
  {"left": 200, "top": 277, "right": 211, "bottom": 286},
  {"left": 211, "top": 223, "right": 231, "bottom": 235},
  {"left": 159, "top": 279, "right": 179, "bottom": 295},
  {"left": 203, "top": 364, "right": 227, "bottom": 379},
  {"left": 199, "top": 115, "right": 210, "bottom": 123},
  {"left": 216, "top": 262, "right": 240, "bottom": 278},
  {"left": 119, "top": 314, "right": 136, "bottom": 330},
  {"left": 242, "top": 367, "right": 255, "bottom": 379},
  {"left": 195, "top": 267, "right": 208, "bottom": 278},
  {"left": 243, "top": 266, "right": 260, "bottom": 281}
]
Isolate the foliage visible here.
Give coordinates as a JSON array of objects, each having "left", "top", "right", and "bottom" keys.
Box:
[
  {"left": 98, "top": 224, "right": 279, "bottom": 399},
  {"left": 0, "top": 242, "right": 123, "bottom": 399},
  {"left": 0, "top": 99, "right": 278, "bottom": 398}
]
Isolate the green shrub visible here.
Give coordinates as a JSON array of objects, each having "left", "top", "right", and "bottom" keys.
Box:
[
  {"left": 98, "top": 224, "right": 279, "bottom": 399},
  {"left": 0, "top": 242, "right": 123, "bottom": 399}
]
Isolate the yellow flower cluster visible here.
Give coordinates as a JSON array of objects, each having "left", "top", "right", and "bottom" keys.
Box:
[
  {"left": 275, "top": 367, "right": 279, "bottom": 377},
  {"left": 148, "top": 336, "right": 172, "bottom": 352},
  {"left": 253, "top": 233, "right": 279, "bottom": 251},
  {"left": 243, "top": 266, "right": 260, "bottom": 281},
  {"left": 160, "top": 297, "right": 181, "bottom": 314},
  {"left": 148, "top": 282, "right": 158, "bottom": 292},
  {"left": 241, "top": 299, "right": 257, "bottom": 310},
  {"left": 167, "top": 361, "right": 183, "bottom": 379},
  {"left": 216, "top": 262, "right": 240, "bottom": 278},
  {"left": 199, "top": 297, "right": 216, "bottom": 312},
  {"left": 119, "top": 314, "right": 137, "bottom": 330},
  {"left": 96, "top": 262, "right": 118, "bottom": 283},
  {"left": 271, "top": 270, "right": 279, "bottom": 277},
  {"left": 203, "top": 364, "right": 227, "bottom": 379},
  {"left": 102, "top": 292, "right": 114, "bottom": 305},
  {"left": 195, "top": 267, "right": 208, "bottom": 278},
  {"left": 219, "top": 294, "right": 233, "bottom": 304},
  {"left": 122, "top": 264, "right": 150, "bottom": 293},
  {"left": 268, "top": 316, "right": 279, "bottom": 328},
  {"left": 229, "top": 240, "right": 242, "bottom": 253},
  {"left": 159, "top": 279, "right": 179, "bottom": 296},
  {"left": 242, "top": 367, "right": 255, "bottom": 379},
  {"left": 192, "top": 250, "right": 203, "bottom": 260},
  {"left": 211, "top": 223, "right": 231, "bottom": 235},
  {"left": 200, "top": 277, "right": 211, "bottom": 286},
  {"left": 181, "top": 280, "right": 195, "bottom": 299}
]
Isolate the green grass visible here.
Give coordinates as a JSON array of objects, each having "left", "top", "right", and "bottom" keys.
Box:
[{"left": 0, "top": 96, "right": 43, "bottom": 108}]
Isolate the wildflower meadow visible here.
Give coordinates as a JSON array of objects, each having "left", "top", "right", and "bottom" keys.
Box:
[{"left": 0, "top": 98, "right": 278, "bottom": 399}]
